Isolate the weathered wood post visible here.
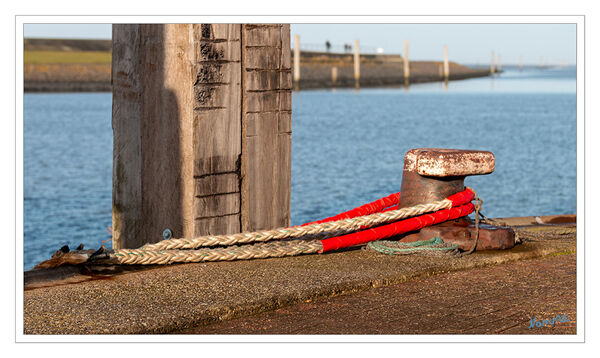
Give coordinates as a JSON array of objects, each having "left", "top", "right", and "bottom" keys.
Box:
[
  {"left": 403, "top": 39, "right": 410, "bottom": 85},
  {"left": 112, "top": 24, "right": 292, "bottom": 249},
  {"left": 331, "top": 66, "right": 338, "bottom": 85},
  {"left": 443, "top": 44, "right": 449, "bottom": 80},
  {"left": 293, "top": 34, "right": 300, "bottom": 90},
  {"left": 490, "top": 51, "right": 495, "bottom": 76},
  {"left": 497, "top": 54, "right": 502, "bottom": 72},
  {"left": 519, "top": 55, "right": 523, "bottom": 72},
  {"left": 353, "top": 39, "right": 360, "bottom": 88},
  {"left": 444, "top": 45, "right": 450, "bottom": 87}
]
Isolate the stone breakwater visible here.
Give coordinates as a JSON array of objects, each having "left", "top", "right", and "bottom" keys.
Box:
[
  {"left": 24, "top": 63, "right": 111, "bottom": 92},
  {"left": 293, "top": 51, "right": 491, "bottom": 89},
  {"left": 24, "top": 60, "right": 490, "bottom": 92},
  {"left": 23, "top": 47, "right": 491, "bottom": 92},
  {"left": 295, "top": 61, "right": 490, "bottom": 89},
  {"left": 294, "top": 51, "right": 490, "bottom": 89}
]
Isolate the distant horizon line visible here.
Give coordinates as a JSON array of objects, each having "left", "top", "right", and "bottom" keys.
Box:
[{"left": 22, "top": 36, "right": 576, "bottom": 66}]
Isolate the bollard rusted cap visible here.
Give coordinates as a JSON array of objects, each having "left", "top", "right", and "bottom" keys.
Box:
[{"left": 404, "top": 148, "right": 495, "bottom": 177}]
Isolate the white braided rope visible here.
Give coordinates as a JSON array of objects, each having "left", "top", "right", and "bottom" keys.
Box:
[
  {"left": 138, "top": 198, "right": 453, "bottom": 251},
  {"left": 111, "top": 240, "right": 323, "bottom": 265}
]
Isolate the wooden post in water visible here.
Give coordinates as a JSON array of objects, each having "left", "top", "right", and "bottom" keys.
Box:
[
  {"left": 519, "top": 56, "right": 523, "bottom": 72},
  {"left": 443, "top": 44, "right": 449, "bottom": 80},
  {"left": 403, "top": 39, "right": 410, "bottom": 83},
  {"left": 112, "top": 24, "right": 292, "bottom": 249},
  {"left": 353, "top": 39, "right": 360, "bottom": 88},
  {"left": 331, "top": 66, "right": 338, "bottom": 85},
  {"left": 497, "top": 54, "right": 502, "bottom": 72},
  {"left": 490, "top": 51, "right": 495, "bottom": 76},
  {"left": 293, "top": 34, "right": 300, "bottom": 89}
]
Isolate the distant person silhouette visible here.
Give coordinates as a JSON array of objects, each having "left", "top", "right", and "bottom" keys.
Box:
[{"left": 325, "top": 41, "right": 331, "bottom": 52}]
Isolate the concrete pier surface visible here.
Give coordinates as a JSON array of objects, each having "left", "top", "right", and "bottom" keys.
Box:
[
  {"left": 181, "top": 253, "right": 576, "bottom": 335},
  {"left": 23, "top": 215, "right": 576, "bottom": 335}
]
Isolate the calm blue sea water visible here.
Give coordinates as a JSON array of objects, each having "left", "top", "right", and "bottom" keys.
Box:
[{"left": 23, "top": 67, "right": 576, "bottom": 270}]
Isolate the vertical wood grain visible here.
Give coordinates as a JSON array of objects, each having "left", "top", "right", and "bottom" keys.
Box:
[
  {"left": 113, "top": 23, "right": 291, "bottom": 247},
  {"left": 241, "top": 24, "right": 292, "bottom": 231},
  {"left": 191, "top": 24, "right": 242, "bottom": 236},
  {"left": 112, "top": 24, "right": 142, "bottom": 249}
]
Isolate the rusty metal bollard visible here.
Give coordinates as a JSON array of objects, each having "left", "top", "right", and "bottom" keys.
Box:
[{"left": 398, "top": 148, "right": 515, "bottom": 251}]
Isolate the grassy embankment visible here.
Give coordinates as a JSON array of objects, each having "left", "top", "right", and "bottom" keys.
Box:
[
  {"left": 24, "top": 50, "right": 111, "bottom": 64},
  {"left": 24, "top": 48, "right": 112, "bottom": 92}
]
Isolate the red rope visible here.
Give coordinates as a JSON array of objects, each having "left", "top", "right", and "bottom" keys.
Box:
[
  {"left": 320, "top": 203, "right": 475, "bottom": 253},
  {"left": 380, "top": 206, "right": 398, "bottom": 213},
  {"left": 293, "top": 188, "right": 477, "bottom": 253},
  {"left": 301, "top": 192, "right": 400, "bottom": 226},
  {"left": 302, "top": 187, "right": 474, "bottom": 227},
  {"left": 446, "top": 188, "right": 475, "bottom": 207}
]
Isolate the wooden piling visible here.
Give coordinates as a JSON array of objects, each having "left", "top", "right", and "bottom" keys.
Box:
[
  {"left": 353, "top": 39, "right": 360, "bottom": 86},
  {"left": 519, "top": 56, "right": 523, "bottom": 71},
  {"left": 443, "top": 45, "right": 449, "bottom": 80},
  {"left": 293, "top": 34, "right": 300, "bottom": 87},
  {"left": 497, "top": 54, "right": 502, "bottom": 72},
  {"left": 403, "top": 39, "right": 410, "bottom": 81},
  {"left": 331, "top": 66, "right": 338, "bottom": 85},
  {"left": 242, "top": 24, "right": 292, "bottom": 233},
  {"left": 112, "top": 24, "right": 292, "bottom": 249},
  {"left": 491, "top": 51, "right": 495, "bottom": 75}
]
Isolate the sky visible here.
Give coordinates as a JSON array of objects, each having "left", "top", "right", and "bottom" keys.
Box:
[{"left": 23, "top": 23, "right": 576, "bottom": 65}]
